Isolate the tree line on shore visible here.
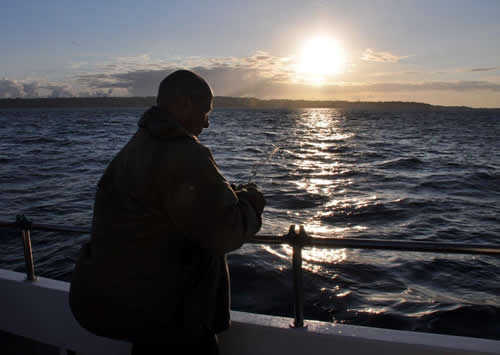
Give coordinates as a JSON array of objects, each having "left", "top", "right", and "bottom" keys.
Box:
[{"left": 0, "top": 96, "right": 480, "bottom": 111}]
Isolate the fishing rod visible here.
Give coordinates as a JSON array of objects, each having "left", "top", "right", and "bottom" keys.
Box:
[{"left": 246, "top": 144, "right": 281, "bottom": 184}]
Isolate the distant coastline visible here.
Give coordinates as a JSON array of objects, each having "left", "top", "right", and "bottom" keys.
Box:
[{"left": 0, "top": 96, "right": 497, "bottom": 111}]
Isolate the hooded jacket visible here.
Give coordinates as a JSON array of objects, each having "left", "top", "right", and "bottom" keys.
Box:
[{"left": 69, "top": 106, "right": 262, "bottom": 344}]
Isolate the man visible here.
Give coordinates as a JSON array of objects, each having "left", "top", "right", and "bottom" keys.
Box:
[{"left": 69, "top": 70, "right": 265, "bottom": 354}]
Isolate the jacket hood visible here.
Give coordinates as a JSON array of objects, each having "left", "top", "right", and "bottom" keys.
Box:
[{"left": 138, "top": 106, "right": 197, "bottom": 141}]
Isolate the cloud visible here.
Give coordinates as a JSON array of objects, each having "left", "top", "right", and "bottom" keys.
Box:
[
  {"left": 2, "top": 51, "right": 500, "bottom": 104},
  {"left": 78, "top": 69, "right": 172, "bottom": 96},
  {"left": 40, "top": 84, "right": 73, "bottom": 98},
  {"left": 76, "top": 51, "right": 295, "bottom": 97},
  {"left": 23, "top": 82, "right": 41, "bottom": 97},
  {"left": 0, "top": 79, "right": 24, "bottom": 98},
  {"left": 470, "top": 67, "right": 497, "bottom": 72},
  {"left": 76, "top": 61, "right": 500, "bottom": 102},
  {"left": 359, "top": 81, "right": 500, "bottom": 92},
  {"left": 70, "top": 61, "right": 89, "bottom": 69},
  {"left": 77, "top": 67, "right": 271, "bottom": 97},
  {"left": 368, "top": 71, "right": 421, "bottom": 78},
  {"left": 361, "top": 49, "right": 408, "bottom": 63},
  {"left": 0, "top": 79, "right": 75, "bottom": 98},
  {"left": 255, "top": 80, "right": 500, "bottom": 98},
  {"left": 76, "top": 49, "right": 500, "bottom": 99}
]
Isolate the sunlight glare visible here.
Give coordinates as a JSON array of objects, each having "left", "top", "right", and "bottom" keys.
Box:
[{"left": 296, "top": 36, "right": 346, "bottom": 85}]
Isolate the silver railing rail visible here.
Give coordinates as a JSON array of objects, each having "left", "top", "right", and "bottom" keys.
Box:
[{"left": 1, "top": 215, "right": 500, "bottom": 328}]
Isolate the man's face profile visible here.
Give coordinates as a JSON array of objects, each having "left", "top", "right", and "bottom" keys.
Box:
[{"left": 183, "top": 95, "right": 213, "bottom": 137}]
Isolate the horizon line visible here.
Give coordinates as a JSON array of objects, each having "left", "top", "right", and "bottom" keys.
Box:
[{"left": 1, "top": 96, "right": 499, "bottom": 110}]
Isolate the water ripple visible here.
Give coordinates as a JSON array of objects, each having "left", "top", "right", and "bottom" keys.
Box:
[{"left": 0, "top": 107, "right": 499, "bottom": 339}]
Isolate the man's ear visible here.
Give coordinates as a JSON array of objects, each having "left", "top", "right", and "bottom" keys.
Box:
[
  {"left": 178, "top": 95, "right": 194, "bottom": 116},
  {"left": 181, "top": 95, "right": 193, "bottom": 108}
]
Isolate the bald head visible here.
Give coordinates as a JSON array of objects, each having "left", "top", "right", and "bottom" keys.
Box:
[
  {"left": 157, "top": 70, "right": 213, "bottom": 109},
  {"left": 156, "top": 70, "right": 214, "bottom": 136}
]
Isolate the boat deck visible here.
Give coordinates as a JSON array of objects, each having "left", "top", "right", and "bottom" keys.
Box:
[{"left": 1, "top": 268, "right": 498, "bottom": 355}]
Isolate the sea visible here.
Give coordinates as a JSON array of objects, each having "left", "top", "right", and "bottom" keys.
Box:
[{"left": 0, "top": 107, "right": 499, "bottom": 340}]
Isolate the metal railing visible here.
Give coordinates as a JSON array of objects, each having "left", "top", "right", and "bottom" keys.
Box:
[{"left": 1, "top": 215, "right": 500, "bottom": 328}]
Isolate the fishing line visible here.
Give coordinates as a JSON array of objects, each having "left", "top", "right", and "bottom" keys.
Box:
[
  {"left": 247, "top": 144, "right": 281, "bottom": 184},
  {"left": 244, "top": 110, "right": 289, "bottom": 184}
]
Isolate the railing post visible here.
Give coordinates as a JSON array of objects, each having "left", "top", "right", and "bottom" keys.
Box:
[
  {"left": 16, "top": 215, "right": 37, "bottom": 281},
  {"left": 290, "top": 224, "right": 306, "bottom": 328}
]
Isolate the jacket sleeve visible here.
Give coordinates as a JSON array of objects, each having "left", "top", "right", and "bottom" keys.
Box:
[{"left": 163, "top": 142, "right": 262, "bottom": 255}]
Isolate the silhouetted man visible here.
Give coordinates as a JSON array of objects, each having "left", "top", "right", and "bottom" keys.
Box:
[{"left": 69, "top": 70, "right": 265, "bottom": 354}]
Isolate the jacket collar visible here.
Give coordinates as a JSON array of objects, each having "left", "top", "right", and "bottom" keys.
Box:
[{"left": 138, "top": 106, "right": 198, "bottom": 141}]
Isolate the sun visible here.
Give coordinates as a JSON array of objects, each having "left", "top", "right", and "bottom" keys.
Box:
[{"left": 296, "top": 36, "right": 347, "bottom": 85}]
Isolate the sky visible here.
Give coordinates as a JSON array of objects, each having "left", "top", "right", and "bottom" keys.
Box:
[{"left": 1, "top": 0, "right": 499, "bottom": 107}]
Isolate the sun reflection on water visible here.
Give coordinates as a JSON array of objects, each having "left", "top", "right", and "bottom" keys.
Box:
[
  {"left": 261, "top": 243, "right": 347, "bottom": 273},
  {"left": 261, "top": 108, "right": 380, "bottom": 272},
  {"left": 285, "top": 108, "right": 373, "bottom": 239},
  {"left": 305, "top": 222, "right": 367, "bottom": 235}
]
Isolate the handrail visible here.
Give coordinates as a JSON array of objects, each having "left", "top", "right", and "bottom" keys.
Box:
[
  {"left": 1, "top": 216, "right": 500, "bottom": 328},
  {"left": 0, "top": 220, "right": 90, "bottom": 234},
  {"left": 249, "top": 236, "right": 500, "bottom": 255},
  {"left": 2, "top": 219, "right": 499, "bottom": 255}
]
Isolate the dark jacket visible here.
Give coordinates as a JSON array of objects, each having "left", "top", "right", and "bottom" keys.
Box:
[{"left": 69, "top": 106, "right": 262, "bottom": 344}]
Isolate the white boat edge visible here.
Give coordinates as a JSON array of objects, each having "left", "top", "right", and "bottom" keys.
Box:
[{"left": 1, "top": 268, "right": 498, "bottom": 355}]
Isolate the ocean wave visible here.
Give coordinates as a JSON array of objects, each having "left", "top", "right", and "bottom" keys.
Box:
[
  {"left": 376, "top": 157, "right": 425, "bottom": 169},
  {"left": 319, "top": 197, "right": 442, "bottom": 225},
  {"left": 416, "top": 172, "right": 500, "bottom": 195},
  {"left": 417, "top": 305, "right": 500, "bottom": 340},
  {"left": 1, "top": 108, "right": 499, "bottom": 340},
  {"left": 468, "top": 171, "right": 500, "bottom": 188},
  {"left": 16, "top": 136, "right": 59, "bottom": 144}
]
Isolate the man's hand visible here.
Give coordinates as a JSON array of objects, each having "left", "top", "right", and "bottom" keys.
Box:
[{"left": 235, "top": 183, "right": 266, "bottom": 215}]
